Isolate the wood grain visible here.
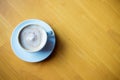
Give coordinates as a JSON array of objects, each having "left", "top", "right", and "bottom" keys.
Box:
[{"left": 0, "top": 0, "right": 120, "bottom": 80}]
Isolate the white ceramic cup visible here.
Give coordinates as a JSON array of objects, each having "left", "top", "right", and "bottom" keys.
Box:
[{"left": 18, "top": 24, "right": 47, "bottom": 52}]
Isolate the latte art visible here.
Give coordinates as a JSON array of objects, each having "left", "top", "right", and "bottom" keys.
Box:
[{"left": 19, "top": 24, "right": 47, "bottom": 52}]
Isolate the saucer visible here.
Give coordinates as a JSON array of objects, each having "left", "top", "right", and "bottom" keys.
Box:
[{"left": 11, "top": 19, "right": 56, "bottom": 62}]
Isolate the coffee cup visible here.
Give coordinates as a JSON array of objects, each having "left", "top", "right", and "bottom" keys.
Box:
[{"left": 18, "top": 24, "right": 47, "bottom": 52}]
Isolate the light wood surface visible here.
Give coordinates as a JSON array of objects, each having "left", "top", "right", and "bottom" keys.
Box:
[{"left": 0, "top": 0, "right": 120, "bottom": 80}]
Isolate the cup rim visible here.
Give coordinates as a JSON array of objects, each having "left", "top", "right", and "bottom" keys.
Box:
[{"left": 17, "top": 24, "right": 48, "bottom": 53}]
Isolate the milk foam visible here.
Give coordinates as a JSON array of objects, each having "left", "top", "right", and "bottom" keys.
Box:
[{"left": 19, "top": 24, "right": 47, "bottom": 51}]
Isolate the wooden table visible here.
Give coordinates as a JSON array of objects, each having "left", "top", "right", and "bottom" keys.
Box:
[{"left": 0, "top": 0, "right": 120, "bottom": 80}]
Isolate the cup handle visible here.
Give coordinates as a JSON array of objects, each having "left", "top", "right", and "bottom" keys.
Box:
[{"left": 47, "top": 31, "right": 54, "bottom": 36}]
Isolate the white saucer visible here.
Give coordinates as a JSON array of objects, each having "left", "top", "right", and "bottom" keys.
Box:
[{"left": 11, "top": 19, "right": 56, "bottom": 62}]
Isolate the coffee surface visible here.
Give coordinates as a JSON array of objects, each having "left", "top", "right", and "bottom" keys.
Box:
[{"left": 19, "top": 24, "right": 46, "bottom": 51}]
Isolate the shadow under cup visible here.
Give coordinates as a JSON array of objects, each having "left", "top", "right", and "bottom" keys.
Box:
[{"left": 18, "top": 24, "right": 48, "bottom": 53}]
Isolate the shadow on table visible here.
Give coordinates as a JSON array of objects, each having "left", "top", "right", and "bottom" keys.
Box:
[{"left": 43, "top": 32, "right": 64, "bottom": 62}]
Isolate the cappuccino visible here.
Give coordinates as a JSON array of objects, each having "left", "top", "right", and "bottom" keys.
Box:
[{"left": 18, "top": 24, "right": 47, "bottom": 52}]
